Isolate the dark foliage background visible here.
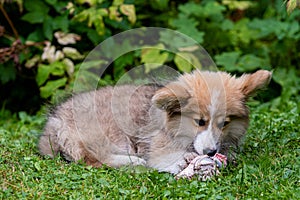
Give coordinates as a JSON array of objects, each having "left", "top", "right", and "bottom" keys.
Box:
[{"left": 0, "top": 0, "right": 299, "bottom": 114}]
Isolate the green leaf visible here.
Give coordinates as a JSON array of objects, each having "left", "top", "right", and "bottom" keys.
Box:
[
  {"left": 36, "top": 64, "right": 52, "bottom": 86},
  {"left": 120, "top": 4, "right": 136, "bottom": 24},
  {"left": 170, "top": 14, "right": 204, "bottom": 43},
  {"left": 216, "top": 52, "right": 269, "bottom": 72},
  {"left": 159, "top": 30, "right": 196, "bottom": 49},
  {"left": 51, "top": 1, "right": 69, "bottom": 13},
  {"left": 24, "top": 0, "right": 49, "bottom": 12},
  {"left": 178, "top": 2, "right": 203, "bottom": 16},
  {"left": 170, "top": 13, "right": 198, "bottom": 30},
  {"left": 45, "top": 0, "right": 57, "bottom": 5},
  {"left": 40, "top": 78, "right": 67, "bottom": 98},
  {"left": 112, "top": 0, "right": 124, "bottom": 6},
  {"left": 74, "top": 8, "right": 108, "bottom": 36},
  {"left": 22, "top": 0, "right": 49, "bottom": 23},
  {"left": 232, "top": 18, "right": 258, "bottom": 44},
  {"left": 73, "top": 70, "right": 100, "bottom": 92},
  {"left": 94, "top": 16, "right": 105, "bottom": 35},
  {"left": 0, "top": 63, "right": 16, "bottom": 84},
  {"left": 150, "top": 0, "right": 169, "bottom": 11},
  {"left": 222, "top": 0, "right": 256, "bottom": 10},
  {"left": 76, "top": 0, "right": 104, "bottom": 6},
  {"left": 73, "top": 9, "right": 89, "bottom": 23},
  {"left": 53, "top": 14, "right": 69, "bottom": 32},
  {"left": 79, "top": 60, "right": 107, "bottom": 70},
  {"left": 202, "top": 2, "right": 226, "bottom": 21},
  {"left": 25, "top": 55, "right": 40, "bottom": 69},
  {"left": 109, "top": 6, "right": 122, "bottom": 22},
  {"left": 174, "top": 52, "right": 202, "bottom": 72},
  {"left": 215, "top": 52, "right": 241, "bottom": 71},
  {"left": 286, "top": 0, "right": 298, "bottom": 14},
  {"left": 237, "top": 54, "right": 268, "bottom": 71},
  {"left": 248, "top": 19, "right": 292, "bottom": 40},
  {"left": 287, "top": 20, "right": 300, "bottom": 38},
  {"left": 221, "top": 19, "right": 234, "bottom": 30},
  {"left": 87, "top": 29, "right": 103, "bottom": 45},
  {"left": 179, "top": 1, "right": 225, "bottom": 21},
  {"left": 21, "top": 11, "right": 45, "bottom": 24},
  {"left": 36, "top": 62, "right": 66, "bottom": 86},
  {"left": 62, "top": 47, "right": 84, "bottom": 60},
  {"left": 141, "top": 44, "right": 169, "bottom": 73},
  {"left": 43, "top": 16, "right": 54, "bottom": 40},
  {"left": 50, "top": 62, "right": 66, "bottom": 76},
  {"left": 27, "top": 29, "right": 44, "bottom": 41},
  {"left": 114, "top": 53, "right": 134, "bottom": 69},
  {"left": 114, "top": 53, "right": 134, "bottom": 79},
  {"left": 93, "top": 8, "right": 108, "bottom": 35},
  {"left": 179, "top": 26, "right": 204, "bottom": 44},
  {"left": 62, "top": 58, "right": 75, "bottom": 77},
  {"left": 174, "top": 53, "right": 192, "bottom": 72}
]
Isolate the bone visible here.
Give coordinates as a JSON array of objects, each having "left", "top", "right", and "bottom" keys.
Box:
[{"left": 175, "top": 153, "right": 227, "bottom": 181}]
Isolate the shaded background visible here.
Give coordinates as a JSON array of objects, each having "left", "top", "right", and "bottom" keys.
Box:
[{"left": 0, "top": 0, "right": 299, "bottom": 114}]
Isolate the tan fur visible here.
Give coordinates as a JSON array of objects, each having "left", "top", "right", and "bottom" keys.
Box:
[{"left": 38, "top": 70, "right": 271, "bottom": 174}]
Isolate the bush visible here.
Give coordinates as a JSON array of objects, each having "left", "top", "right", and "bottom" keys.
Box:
[{"left": 0, "top": 0, "right": 299, "bottom": 113}]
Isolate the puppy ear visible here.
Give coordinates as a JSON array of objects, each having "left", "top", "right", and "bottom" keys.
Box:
[
  {"left": 240, "top": 70, "right": 272, "bottom": 98},
  {"left": 152, "top": 82, "right": 190, "bottom": 113}
]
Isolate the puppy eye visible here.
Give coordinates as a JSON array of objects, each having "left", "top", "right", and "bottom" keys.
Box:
[
  {"left": 218, "top": 118, "right": 231, "bottom": 129},
  {"left": 223, "top": 121, "right": 230, "bottom": 127},
  {"left": 194, "top": 119, "right": 206, "bottom": 126}
]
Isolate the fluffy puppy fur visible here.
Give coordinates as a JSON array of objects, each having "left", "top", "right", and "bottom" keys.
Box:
[{"left": 38, "top": 70, "right": 271, "bottom": 174}]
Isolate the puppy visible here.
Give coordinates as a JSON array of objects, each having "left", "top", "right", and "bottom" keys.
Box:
[{"left": 38, "top": 70, "right": 271, "bottom": 174}]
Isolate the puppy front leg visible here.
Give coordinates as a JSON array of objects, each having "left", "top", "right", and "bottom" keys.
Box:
[
  {"left": 147, "top": 151, "right": 196, "bottom": 174},
  {"left": 103, "top": 154, "right": 146, "bottom": 168}
]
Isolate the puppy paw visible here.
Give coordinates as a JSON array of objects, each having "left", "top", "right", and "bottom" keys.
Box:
[
  {"left": 130, "top": 157, "right": 147, "bottom": 166},
  {"left": 184, "top": 152, "right": 199, "bottom": 163},
  {"left": 178, "top": 152, "right": 198, "bottom": 171}
]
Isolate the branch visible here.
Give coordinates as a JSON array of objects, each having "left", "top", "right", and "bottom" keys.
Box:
[{"left": 0, "top": 4, "right": 19, "bottom": 39}]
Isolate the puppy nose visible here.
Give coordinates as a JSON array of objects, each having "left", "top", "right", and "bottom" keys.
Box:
[{"left": 204, "top": 149, "right": 217, "bottom": 157}]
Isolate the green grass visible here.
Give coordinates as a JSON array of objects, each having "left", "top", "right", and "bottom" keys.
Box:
[{"left": 1, "top": 99, "right": 299, "bottom": 199}]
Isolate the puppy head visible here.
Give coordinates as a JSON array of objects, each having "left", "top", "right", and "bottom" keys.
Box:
[{"left": 152, "top": 70, "right": 272, "bottom": 155}]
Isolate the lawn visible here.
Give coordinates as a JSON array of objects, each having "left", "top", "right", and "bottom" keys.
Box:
[{"left": 1, "top": 98, "right": 299, "bottom": 199}]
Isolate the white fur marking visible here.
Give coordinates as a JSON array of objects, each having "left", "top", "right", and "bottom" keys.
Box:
[
  {"left": 209, "top": 90, "right": 221, "bottom": 120},
  {"left": 193, "top": 90, "right": 224, "bottom": 155},
  {"left": 194, "top": 130, "right": 218, "bottom": 155}
]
